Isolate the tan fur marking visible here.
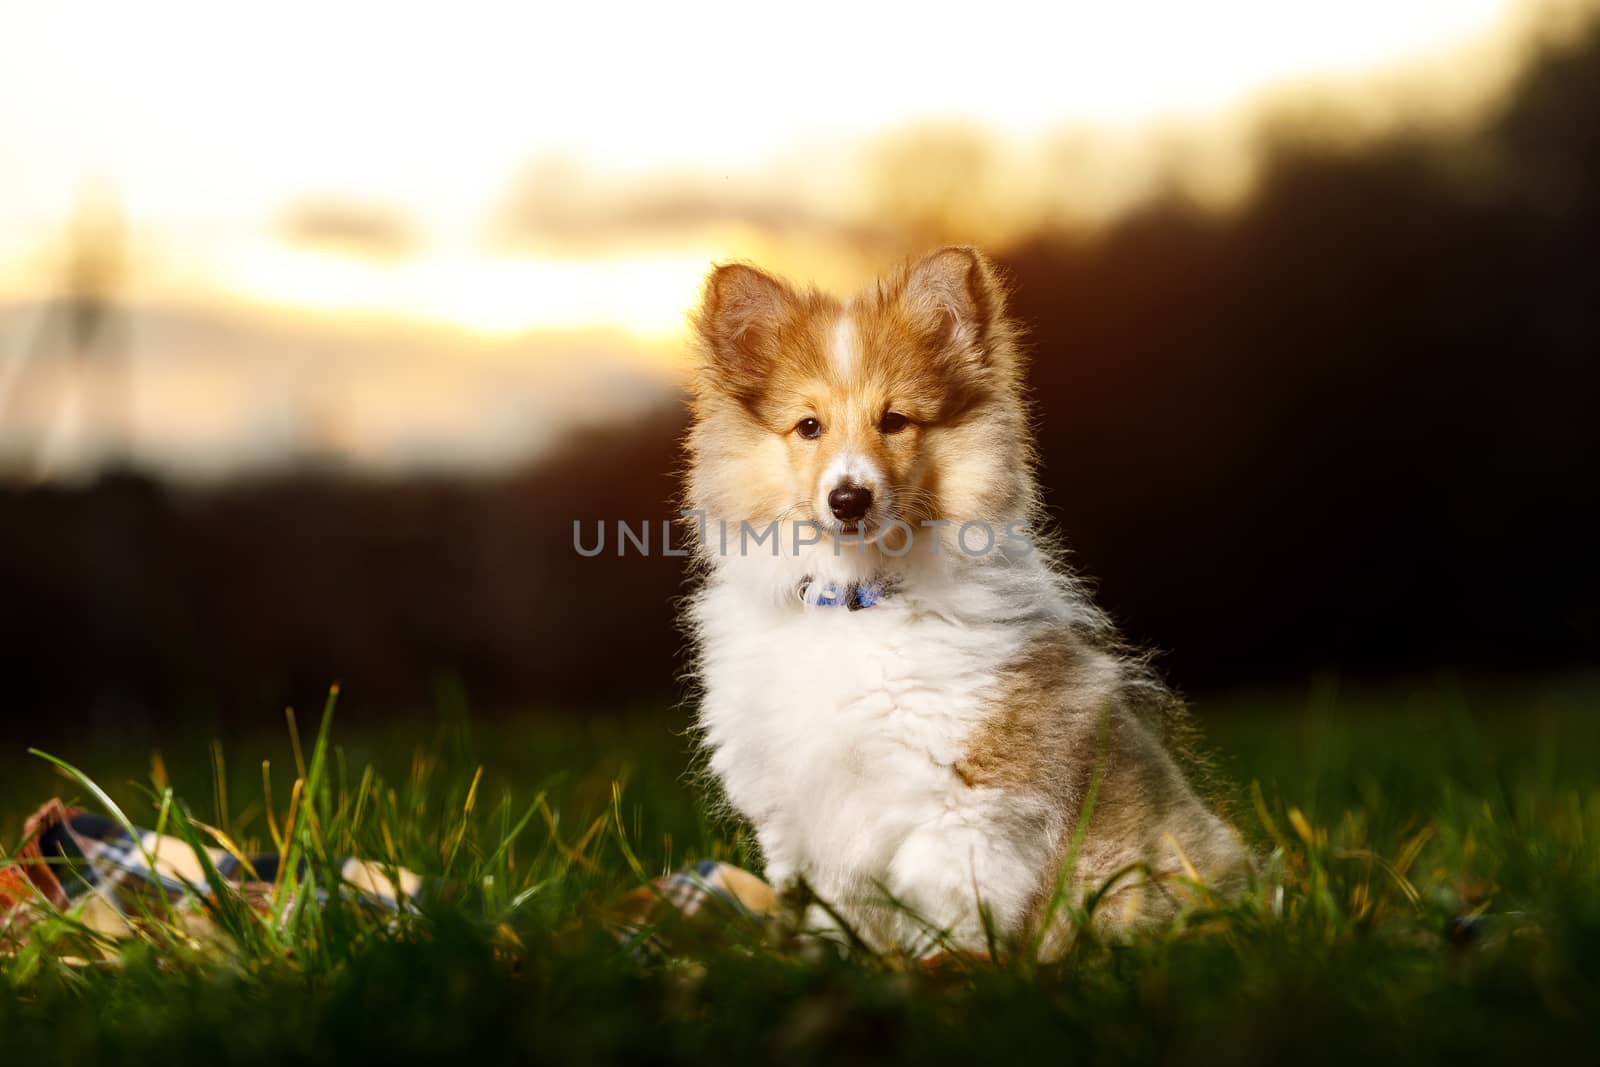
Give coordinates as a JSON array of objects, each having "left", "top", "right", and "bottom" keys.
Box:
[
  {"left": 686, "top": 248, "right": 1034, "bottom": 538},
  {"left": 954, "top": 629, "right": 1113, "bottom": 792},
  {"left": 959, "top": 626, "right": 1253, "bottom": 946}
]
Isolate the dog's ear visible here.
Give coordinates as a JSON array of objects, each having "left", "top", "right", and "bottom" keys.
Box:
[
  {"left": 900, "top": 246, "right": 1006, "bottom": 364},
  {"left": 694, "top": 262, "right": 794, "bottom": 388}
]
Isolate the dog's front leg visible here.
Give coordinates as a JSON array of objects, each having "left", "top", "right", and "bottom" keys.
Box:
[{"left": 885, "top": 808, "right": 1038, "bottom": 957}]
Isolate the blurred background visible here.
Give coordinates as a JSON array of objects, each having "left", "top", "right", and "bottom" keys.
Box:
[{"left": 1, "top": 0, "right": 1596, "bottom": 736}]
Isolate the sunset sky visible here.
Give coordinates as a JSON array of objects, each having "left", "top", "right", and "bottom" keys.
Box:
[{"left": 0, "top": 0, "right": 1575, "bottom": 479}]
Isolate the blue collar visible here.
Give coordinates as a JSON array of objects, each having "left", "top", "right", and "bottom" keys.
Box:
[{"left": 798, "top": 577, "right": 891, "bottom": 611}]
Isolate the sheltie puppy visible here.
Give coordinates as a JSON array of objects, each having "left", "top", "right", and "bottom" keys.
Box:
[{"left": 683, "top": 246, "right": 1250, "bottom": 957}]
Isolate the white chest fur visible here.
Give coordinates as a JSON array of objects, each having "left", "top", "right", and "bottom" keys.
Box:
[{"left": 691, "top": 566, "right": 1062, "bottom": 948}]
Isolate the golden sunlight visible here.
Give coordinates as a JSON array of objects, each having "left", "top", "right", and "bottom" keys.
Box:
[
  {"left": 224, "top": 243, "right": 721, "bottom": 340},
  {"left": 2, "top": 0, "right": 1584, "bottom": 479},
  {"left": 1, "top": 0, "right": 1532, "bottom": 340}
]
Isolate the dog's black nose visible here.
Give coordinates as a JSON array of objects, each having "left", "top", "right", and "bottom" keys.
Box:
[{"left": 828, "top": 484, "right": 873, "bottom": 522}]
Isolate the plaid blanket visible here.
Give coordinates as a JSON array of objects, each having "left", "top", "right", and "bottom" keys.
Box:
[{"left": 0, "top": 799, "right": 780, "bottom": 957}]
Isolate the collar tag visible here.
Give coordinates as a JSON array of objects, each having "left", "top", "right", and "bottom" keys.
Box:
[{"left": 799, "top": 577, "right": 890, "bottom": 611}]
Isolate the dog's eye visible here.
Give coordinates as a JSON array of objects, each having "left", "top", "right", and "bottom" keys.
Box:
[
  {"left": 879, "top": 411, "right": 910, "bottom": 434},
  {"left": 796, "top": 417, "right": 822, "bottom": 439}
]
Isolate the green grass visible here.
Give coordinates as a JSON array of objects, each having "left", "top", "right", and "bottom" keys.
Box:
[{"left": 3, "top": 674, "right": 1599, "bottom": 1064}]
